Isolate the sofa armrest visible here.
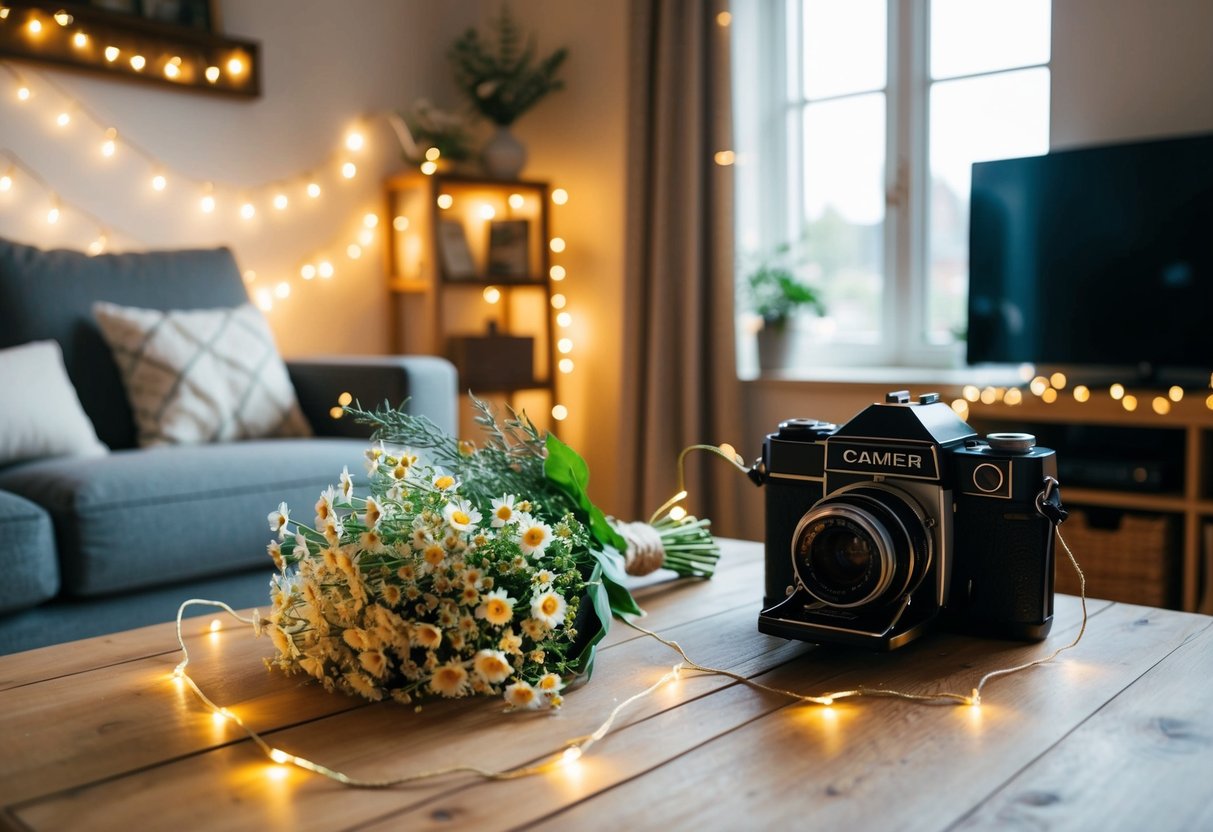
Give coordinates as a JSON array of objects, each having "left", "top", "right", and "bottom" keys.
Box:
[{"left": 286, "top": 356, "right": 458, "bottom": 438}]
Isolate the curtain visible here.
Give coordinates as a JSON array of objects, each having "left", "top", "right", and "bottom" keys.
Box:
[{"left": 620, "top": 0, "right": 746, "bottom": 537}]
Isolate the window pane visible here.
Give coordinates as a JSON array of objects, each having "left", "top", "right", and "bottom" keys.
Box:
[
  {"left": 804, "top": 93, "right": 886, "bottom": 340},
  {"left": 927, "top": 68, "right": 1050, "bottom": 342},
  {"left": 931, "top": 0, "right": 1051, "bottom": 80},
  {"left": 803, "top": 0, "right": 886, "bottom": 99}
]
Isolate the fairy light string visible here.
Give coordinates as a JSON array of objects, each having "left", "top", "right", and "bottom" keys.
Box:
[{"left": 172, "top": 523, "right": 1085, "bottom": 787}]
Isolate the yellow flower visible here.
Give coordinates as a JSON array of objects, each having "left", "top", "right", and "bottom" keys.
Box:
[
  {"left": 360, "top": 529, "right": 385, "bottom": 551},
  {"left": 460, "top": 586, "right": 480, "bottom": 606},
  {"left": 382, "top": 583, "right": 402, "bottom": 606},
  {"left": 476, "top": 588, "right": 517, "bottom": 626},
  {"left": 267, "top": 540, "right": 284, "bottom": 570},
  {"left": 504, "top": 679, "right": 541, "bottom": 710},
  {"left": 412, "top": 623, "right": 442, "bottom": 650},
  {"left": 537, "top": 672, "right": 564, "bottom": 693},
  {"left": 343, "top": 627, "right": 370, "bottom": 650},
  {"left": 429, "top": 662, "right": 470, "bottom": 698},
  {"left": 520, "top": 617, "right": 547, "bottom": 640},
  {"left": 499, "top": 629, "right": 523, "bottom": 654},
  {"left": 270, "top": 626, "right": 292, "bottom": 656},
  {"left": 359, "top": 648, "right": 389, "bottom": 679},
  {"left": 397, "top": 563, "right": 417, "bottom": 583},
  {"left": 423, "top": 544, "right": 447, "bottom": 568},
  {"left": 432, "top": 469, "right": 460, "bottom": 492},
  {"left": 344, "top": 671, "right": 383, "bottom": 701},
  {"left": 443, "top": 498, "right": 482, "bottom": 532},
  {"left": 267, "top": 502, "right": 291, "bottom": 539},
  {"left": 531, "top": 589, "right": 567, "bottom": 628},
  {"left": 472, "top": 649, "right": 513, "bottom": 684}
]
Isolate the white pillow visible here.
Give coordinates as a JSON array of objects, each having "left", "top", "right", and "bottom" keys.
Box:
[
  {"left": 92, "top": 301, "right": 312, "bottom": 447},
  {"left": 0, "top": 340, "right": 108, "bottom": 466}
]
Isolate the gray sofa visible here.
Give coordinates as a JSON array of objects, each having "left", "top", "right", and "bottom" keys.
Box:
[{"left": 0, "top": 238, "right": 457, "bottom": 655}]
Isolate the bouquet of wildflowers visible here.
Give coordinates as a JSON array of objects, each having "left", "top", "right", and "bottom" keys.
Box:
[{"left": 264, "top": 399, "right": 719, "bottom": 708}]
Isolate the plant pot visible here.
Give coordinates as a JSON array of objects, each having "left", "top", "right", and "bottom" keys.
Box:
[
  {"left": 481, "top": 126, "right": 527, "bottom": 179},
  {"left": 757, "top": 324, "right": 794, "bottom": 371}
]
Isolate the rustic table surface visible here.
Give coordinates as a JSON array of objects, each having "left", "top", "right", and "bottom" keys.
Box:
[{"left": 2, "top": 538, "right": 1212, "bottom": 831}]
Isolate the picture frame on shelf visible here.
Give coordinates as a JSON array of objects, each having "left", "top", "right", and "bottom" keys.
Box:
[
  {"left": 438, "top": 220, "right": 477, "bottom": 280},
  {"left": 487, "top": 219, "right": 531, "bottom": 279}
]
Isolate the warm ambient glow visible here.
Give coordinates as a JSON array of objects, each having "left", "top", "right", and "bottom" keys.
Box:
[
  {"left": 101, "top": 129, "right": 116, "bottom": 157},
  {"left": 338, "top": 391, "right": 353, "bottom": 406},
  {"left": 307, "top": 182, "right": 321, "bottom": 198},
  {"left": 1004, "top": 387, "right": 1023, "bottom": 406},
  {"left": 129, "top": 54, "right": 146, "bottom": 71},
  {"left": 717, "top": 11, "right": 733, "bottom": 26},
  {"left": 550, "top": 294, "right": 566, "bottom": 309},
  {"left": 205, "top": 66, "right": 220, "bottom": 83},
  {"left": 200, "top": 194, "right": 215, "bottom": 213},
  {"left": 480, "top": 204, "right": 496, "bottom": 220},
  {"left": 56, "top": 111, "right": 71, "bottom": 127},
  {"left": 483, "top": 286, "right": 501, "bottom": 304},
  {"left": 1122, "top": 394, "right": 1138, "bottom": 412},
  {"left": 0, "top": 174, "right": 12, "bottom": 191},
  {"left": 46, "top": 206, "right": 59, "bottom": 224},
  {"left": 509, "top": 193, "right": 525, "bottom": 209},
  {"left": 1073, "top": 385, "right": 1090, "bottom": 403},
  {"left": 300, "top": 264, "right": 317, "bottom": 280},
  {"left": 437, "top": 194, "right": 453, "bottom": 209},
  {"left": 1109, "top": 383, "right": 1125, "bottom": 400},
  {"left": 1152, "top": 396, "right": 1171, "bottom": 415},
  {"left": 72, "top": 32, "right": 87, "bottom": 49},
  {"left": 226, "top": 56, "right": 246, "bottom": 76},
  {"left": 1169, "top": 385, "right": 1184, "bottom": 402},
  {"left": 357, "top": 228, "right": 373, "bottom": 246},
  {"left": 317, "top": 261, "right": 334, "bottom": 278},
  {"left": 164, "top": 61, "right": 181, "bottom": 80},
  {"left": 16, "top": 86, "right": 30, "bottom": 101},
  {"left": 550, "top": 265, "right": 566, "bottom": 281},
  {"left": 551, "top": 188, "right": 568, "bottom": 205},
  {"left": 713, "top": 150, "right": 736, "bottom": 166},
  {"left": 152, "top": 174, "right": 167, "bottom": 191},
  {"left": 979, "top": 387, "right": 996, "bottom": 405},
  {"left": 424, "top": 147, "right": 441, "bottom": 162},
  {"left": 1049, "top": 372, "right": 1067, "bottom": 389},
  {"left": 558, "top": 358, "right": 574, "bottom": 374},
  {"left": 962, "top": 385, "right": 979, "bottom": 402},
  {"left": 393, "top": 216, "right": 409, "bottom": 231},
  {"left": 341, "top": 162, "right": 357, "bottom": 179},
  {"left": 104, "top": 46, "right": 119, "bottom": 62},
  {"left": 1029, "top": 376, "right": 1047, "bottom": 396},
  {"left": 345, "top": 130, "right": 365, "bottom": 152},
  {"left": 556, "top": 312, "right": 571, "bottom": 327},
  {"left": 27, "top": 18, "right": 42, "bottom": 35},
  {"left": 275, "top": 282, "right": 290, "bottom": 299},
  {"left": 1041, "top": 388, "right": 1058, "bottom": 404},
  {"left": 240, "top": 202, "right": 255, "bottom": 220},
  {"left": 557, "top": 338, "right": 573, "bottom": 354},
  {"left": 420, "top": 160, "right": 438, "bottom": 175},
  {"left": 346, "top": 244, "right": 361, "bottom": 259},
  {"left": 273, "top": 193, "right": 288, "bottom": 210},
  {"left": 209, "top": 619, "right": 222, "bottom": 633},
  {"left": 551, "top": 405, "right": 568, "bottom": 421},
  {"left": 254, "top": 288, "right": 273, "bottom": 311},
  {"left": 363, "top": 213, "right": 378, "bottom": 228},
  {"left": 549, "top": 237, "right": 566, "bottom": 253},
  {"left": 53, "top": 10, "right": 73, "bottom": 26}
]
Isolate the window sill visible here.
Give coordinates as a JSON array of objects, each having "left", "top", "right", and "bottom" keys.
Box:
[{"left": 739, "top": 364, "right": 1027, "bottom": 389}]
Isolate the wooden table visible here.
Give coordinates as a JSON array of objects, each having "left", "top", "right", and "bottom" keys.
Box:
[{"left": 2, "top": 538, "right": 1212, "bottom": 831}]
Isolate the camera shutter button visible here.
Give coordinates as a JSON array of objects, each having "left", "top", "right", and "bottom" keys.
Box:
[{"left": 986, "top": 432, "right": 1036, "bottom": 453}]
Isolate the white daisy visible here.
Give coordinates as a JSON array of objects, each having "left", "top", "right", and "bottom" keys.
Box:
[
  {"left": 431, "top": 469, "right": 460, "bottom": 492},
  {"left": 339, "top": 466, "right": 354, "bottom": 500},
  {"left": 472, "top": 649, "right": 513, "bottom": 684},
  {"left": 363, "top": 496, "right": 384, "bottom": 530},
  {"left": 537, "top": 672, "right": 565, "bottom": 693},
  {"left": 518, "top": 516, "right": 554, "bottom": 558},
  {"left": 411, "top": 622, "right": 443, "bottom": 650},
  {"left": 490, "top": 495, "right": 518, "bottom": 528},
  {"left": 314, "top": 487, "right": 336, "bottom": 527},
  {"left": 443, "top": 499, "right": 482, "bottom": 532},
  {"left": 531, "top": 589, "right": 567, "bottom": 628},
  {"left": 476, "top": 588, "right": 517, "bottom": 626},
  {"left": 429, "top": 661, "right": 470, "bottom": 698},
  {"left": 267, "top": 502, "right": 290, "bottom": 539},
  {"left": 267, "top": 540, "right": 284, "bottom": 570},
  {"left": 293, "top": 531, "right": 310, "bottom": 559},
  {"left": 504, "top": 679, "right": 542, "bottom": 710}
]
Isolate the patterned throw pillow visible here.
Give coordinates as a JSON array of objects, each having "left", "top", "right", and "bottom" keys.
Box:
[{"left": 92, "top": 301, "right": 312, "bottom": 447}]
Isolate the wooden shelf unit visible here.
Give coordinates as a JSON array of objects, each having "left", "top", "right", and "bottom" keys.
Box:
[
  {"left": 965, "top": 388, "right": 1213, "bottom": 612},
  {"left": 383, "top": 172, "right": 557, "bottom": 422}
]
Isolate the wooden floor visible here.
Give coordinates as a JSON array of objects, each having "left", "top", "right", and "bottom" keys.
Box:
[{"left": 2, "top": 539, "right": 1212, "bottom": 831}]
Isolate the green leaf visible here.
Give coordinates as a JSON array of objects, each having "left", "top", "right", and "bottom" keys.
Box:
[
  {"left": 544, "top": 434, "right": 627, "bottom": 552},
  {"left": 570, "top": 560, "right": 612, "bottom": 679},
  {"left": 591, "top": 545, "right": 644, "bottom": 617}
]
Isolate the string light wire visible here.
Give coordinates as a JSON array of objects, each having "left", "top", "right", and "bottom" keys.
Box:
[{"left": 172, "top": 524, "right": 1085, "bottom": 786}]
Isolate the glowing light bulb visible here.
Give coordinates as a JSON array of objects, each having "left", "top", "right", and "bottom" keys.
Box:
[
  {"left": 101, "top": 128, "right": 117, "bottom": 157},
  {"left": 227, "top": 56, "right": 245, "bottom": 76},
  {"left": 341, "top": 162, "right": 356, "bottom": 179},
  {"left": 129, "top": 55, "right": 145, "bottom": 71},
  {"left": 669, "top": 506, "right": 687, "bottom": 521},
  {"left": 72, "top": 32, "right": 87, "bottom": 48},
  {"left": 1073, "top": 385, "right": 1090, "bottom": 403},
  {"left": 235, "top": 201, "right": 254, "bottom": 219},
  {"left": 0, "top": 174, "right": 11, "bottom": 191},
  {"left": 1041, "top": 388, "right": 1058, "bottom": 404},
  {"left": 951, "top": 400, "right": 969, "bottom": 418},
  {"left": 714, "top": 150, "right": 736, "bottom": 166},
  {"left": 104, "top": 46, "right": 119, "bottom": 62},
  {"left": 551, "top": 188, "right": 569, "bottom": 205},
  {"left": 551, "top": 294, "right": 567, "bottom": 309},
  {"left": 318, "top": 261, "right": 334, "bottom": 279},
  {"left": 1152, "top": 396, "right": 1171, "bottom": 415},
  {"left": 557, "top": 338, "right": 573, "bottom": 354},
  {"left": 363, "top": 212, "right": 378, "bottom": 228},
  {"left": 1206, "top": 394, "right": 1213, "bottom": 411},
  {"left": 275, "top": 282, "right": 291, "bottom": 299},
  {"left": 480, "top": 286, "right": 501, "bottom": 304},
  {"left": 480, "top": 204, "right": 496, "bottom": 220},
  {"left": 393, "top": 216, "right": 409, "bottom": 231},
  {"left": 205, "top": 66, "right": 220, "bottom": 83},
  {"left": 962, "top": 385, "right": 980, "bottom": 402},
  {"left": 1049, "top": 372, "right": 1067, "bottom": 389},
  {"left": 357, "top": 228, "right": 374, "bottom": 246},
  {"left": 269, "top": 749, "right": 290, "bottom": 764},
  {"left": 46, "top": 206, "right": 59, "bottom": 224},
  {"left": 549, "top": 237, "right": 566, "bottom": 253},
  {"left": 56, "top": 111, "right": 71, "bottom": 127},
  {"left": 979, "top": 387, "right": 996, "bottom": 405},
  {"left": 1168, "top": 385, "right": 1184, "bottom": 402},
  {"left": 556, "top": 312, "right": 571, "bottom": 327},
  {"left": 717, "top": 10, "right": 732, "bottom": 25},
  {"left": 16, "top": 86, "right": 30, "bottom": 101},
  {"left": 164, "top": 62, "right": 180, "bottom": 80},
  {"left": 1029, "top": 376, "right": 1048, "bottom": 396},
  {"left": 1110, "top": 383, "right": 1125, "bottom": 400},
  {"left": 558, "top": 358, "right": 574, "bottom": 373},
  {"left": 508, "top": 193, "right": 525, "bottom": 209},
  {"left": 0, "top": 7, "right": 9, "bottom": 20},
  {"left": 346, "top": 244, "right": 361, "bottom": 259},
  {"left": 420, "top": 160, "right": 437, "bottom": 175},
  {"left": 306, "top": 182, "right": 321, "bottom": 199},
  {"left": 271, "top": 193, "right": 288, "bottom": 211},
  {"left": 151, "top": 174, "right": 166, "bottom": 191},
  {"left": 87, "top": 236, "right": 106, "bottom": 255},
  {"left": 436, "top": 194, "right": 453, "bottom": 210},
  {"left": 300, "top": 264, "right": 316, "bottom": 280},
  {"left": 53, "top": 10, "right": 72, "bottom": 26},
  {"left": 27, "top": 18, "right": 42, "bottom": 35},
  {"left": 200, "top": 194, "right": 215, "bottom": 213},
  {"left": 345, "top": 130, "right": 365, "bottom": 152},
  {"left": 550, "top": 265, "right": 566, "bottom": 281},
  {"left": 1004, "top": 388, "right": 1023, "bottom": 406},
  {"left": 209, "top": 619, "right": 222, "bottom": 633},
  {"left": 1122, "top": 394, "right": 1138, "bottom": 412},
  {"left": 552, "top": 404, "right": 568, "bottom": 421}
]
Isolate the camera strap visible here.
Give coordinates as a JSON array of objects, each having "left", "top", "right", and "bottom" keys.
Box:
[{"left": 1035, "top": 475, "right": 1068, "bottom": 526}]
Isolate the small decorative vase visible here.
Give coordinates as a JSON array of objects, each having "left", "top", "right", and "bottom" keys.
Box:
[
  {"left": 482, "top": 126, "right": 527, "bottom": 179},
  {"left": 757, "top": 323, "right": 793, "bottom": 372}
]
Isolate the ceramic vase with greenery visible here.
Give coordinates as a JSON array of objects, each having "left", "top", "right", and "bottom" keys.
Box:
[
  {"left": 449, "top": 4, "right": 568, "bottom": 179},
  {"left": 745, "top": 249, "right": 826, "bottom": 371}
]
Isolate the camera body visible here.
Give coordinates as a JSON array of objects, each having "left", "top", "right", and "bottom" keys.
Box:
[{"left": 756, "top": 390, "right": 1058, "bottom": 651}]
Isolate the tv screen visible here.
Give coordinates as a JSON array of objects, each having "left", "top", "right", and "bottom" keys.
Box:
[{"left": 967, "top": 132, "right": 1213, "bottom": 380}]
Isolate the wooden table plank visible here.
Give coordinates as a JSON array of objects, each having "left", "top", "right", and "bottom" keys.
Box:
[{"left": 951, "top": 618, "right": 1213, "bottom": 831}]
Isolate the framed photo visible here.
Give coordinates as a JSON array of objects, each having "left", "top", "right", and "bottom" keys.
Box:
[
  {"left": 487, "top": 220, "right": 531, "bottom": 279},
  {"left": 438, "top": 220, "right": 477, "bottom": 281}
]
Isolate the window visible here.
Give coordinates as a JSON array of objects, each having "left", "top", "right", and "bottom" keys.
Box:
[{"left": 732, "top": 0, "right": 1051, "bottom": 372}]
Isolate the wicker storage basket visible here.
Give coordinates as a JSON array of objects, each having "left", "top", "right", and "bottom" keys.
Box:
[{"left": 1055, "top": 508, "right": 1177, "bottom": 608}]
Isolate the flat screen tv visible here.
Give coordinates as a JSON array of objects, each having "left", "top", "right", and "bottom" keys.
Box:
[{"left": 967, "top": 132, "right": 1213, "bottom": 384}]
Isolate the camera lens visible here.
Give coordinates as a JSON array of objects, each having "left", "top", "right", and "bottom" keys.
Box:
[{"left": 791, "top": 485, "right": 932, "bottom": 609}]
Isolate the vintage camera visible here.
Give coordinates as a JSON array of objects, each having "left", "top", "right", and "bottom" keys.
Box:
[{"left": 751, "top": 390, "right": 1063, "bottom": 651}]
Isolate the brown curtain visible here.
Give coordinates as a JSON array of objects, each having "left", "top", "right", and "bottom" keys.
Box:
[{"left": 620, "top": 0, "right": 745, "bottom": 537}]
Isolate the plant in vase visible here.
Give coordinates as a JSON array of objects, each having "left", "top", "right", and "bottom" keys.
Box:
[
  {"left": 448, "top": 3, "right": 568, "bottom": 179},
  {"left": 744, "top": 245, "right": 826, "bottom": 372},
  {"left": 394, "top": 98, "right": 476, "bottom": 168}
]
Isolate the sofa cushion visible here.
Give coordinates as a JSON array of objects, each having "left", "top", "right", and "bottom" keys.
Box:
[
  {"left": 0, "top": 238, "right": 250, "bottom": 450},
  {"left": 92, "top": 301, "right": 311, "bottom": 447},
  {"left": 0, "top": 341, "right": 108, "bottom": 467},
  {"left": 0, "top": 438, "right": 367, "bottom": 597},
  {"left": 0, "top": 490, "right": 59, "bottom": 614}
]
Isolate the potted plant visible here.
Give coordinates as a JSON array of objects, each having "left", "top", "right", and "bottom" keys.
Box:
[
  {"left": 448, "top": 4, "right": 568, "bottom": 179},
  {"left": 744, "top": 245, "right": 826, "bottom": 372}
]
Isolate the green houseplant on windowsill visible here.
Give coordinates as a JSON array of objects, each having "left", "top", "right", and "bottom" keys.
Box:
[{"left": 745, "top": 249, "right": 826, "bottom": 372}]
